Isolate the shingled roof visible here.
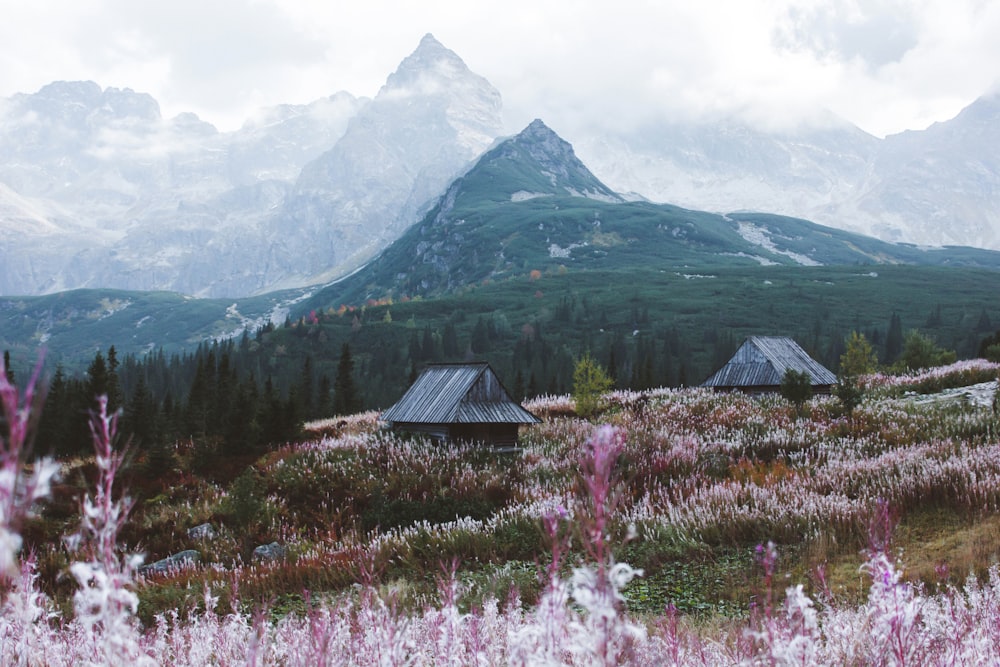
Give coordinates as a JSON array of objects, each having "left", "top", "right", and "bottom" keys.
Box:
[
  {"left": 702, "top": 336, "right": 837, "bottom": 391},
  {"left": 382, "top": 363, "right": 540, "bottom": 425}
]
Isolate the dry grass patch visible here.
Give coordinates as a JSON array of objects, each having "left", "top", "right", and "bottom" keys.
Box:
[{"left": 896, "top": 508, "right": 1000, "bottom": 586}]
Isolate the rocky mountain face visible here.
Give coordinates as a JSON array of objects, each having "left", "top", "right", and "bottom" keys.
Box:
[
  {"left": 575, "top": 113, "right": 877, "bottom": 216},
  {"left": 0, "top": 79, "right": 365, "bottom": 296},
  {"left": 3, "top": 35, "right": 1000, "bottom": 298},
  {"left": 824, "top": 93, "right": 1000, "bottom": 248},
  {"left": 272, "top": 33, "right": 503, "bottom": 290},
  {"left": 0, "top": 34, "right": 502, "bottom": 297},
  {"left": 574, "top": 94, "right": 1000, "bottom": 250}
]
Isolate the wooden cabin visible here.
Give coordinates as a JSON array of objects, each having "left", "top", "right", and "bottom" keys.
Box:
[
  {"left": 701, "top": 336, "right": 837, "bottom": 394},
  {"left": 381, "top": 363, "right": 541, "bottom": 447}
]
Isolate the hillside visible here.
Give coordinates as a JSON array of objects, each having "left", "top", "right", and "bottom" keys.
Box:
[
  {"left": 12, "top": 359, "right": 1000, "bottom": 663},
  {"left": 0, "top": 286, "right": 307, "bottom": 368},
  {"left": 314, "top": 119, "right": 1000, "bottom": 307},
  {"left": 3, "top": 118, "right": 1000, "bottom": 386}
]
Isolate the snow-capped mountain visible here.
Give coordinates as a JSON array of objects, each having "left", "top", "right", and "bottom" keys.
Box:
[
  {"left": 0, "top": 79, "right": 365, "bottom": 296},
  {"left": 0, "top": 34, "right": 501, "bottom": 297},
  {"left": 574, "top": 112, "right": 878, "bottom": 218},
  {"left": 573, "top": 94, "right": 1000, "bottom": 250},
  {"left": 3, "top": 33, "right": 1000, "bottom": 299},
  {"left": 270, "top": 33, "right": 503, "bottom": 290},
  {"left": 824, "top": 93, "right": 1000, "bottom": 248}
]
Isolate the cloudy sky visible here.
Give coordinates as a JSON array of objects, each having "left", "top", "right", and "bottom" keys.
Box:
[{"left": 2, "top": 0, "right": 998, "bottom": 138}]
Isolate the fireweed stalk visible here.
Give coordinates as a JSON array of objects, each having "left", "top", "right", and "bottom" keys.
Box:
[
  {"left": 0, "top": 357, "right": 61, "bottom": 665},
  {"left": 64, "top": 395, "right": 153, "bottom": 666},
  {"left": 510, "top": 425, "right": 646, "bottom": 666},
  {"left": 0, "top": 357, "right": 59, "bottom": 583}
]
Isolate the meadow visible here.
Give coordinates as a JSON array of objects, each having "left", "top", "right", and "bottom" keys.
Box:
[{"left": 4, "top": 358, "right": 1000, "bottom": 664}]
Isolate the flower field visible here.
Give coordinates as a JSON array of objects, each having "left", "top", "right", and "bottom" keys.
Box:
[{"left": 4, "top": 360, "right": 1000, "bottom": 664}]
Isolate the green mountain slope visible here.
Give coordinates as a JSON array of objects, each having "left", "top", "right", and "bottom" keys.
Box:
[
  {"left": 4, "top": 118, "right": 1000, "bottom": 377},
  {"left": 311, "top": 120, "right": 1000, "bottom": 308},
  {"left": 0, "top": 287, "right": 307, "bottom": 367}
]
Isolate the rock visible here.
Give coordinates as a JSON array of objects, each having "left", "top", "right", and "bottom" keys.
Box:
[
  {"left": 187, "top": 522, "right": 216, "bottom": 540},
  {"left": 252, "top": 542, "right": 287, "bottom": 562},
  {"left": 138, "top": 549, "right": 200, "bottom": 576}
]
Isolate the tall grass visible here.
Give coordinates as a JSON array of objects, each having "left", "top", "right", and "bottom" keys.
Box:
[{"left": 5, "top": 358, "right": 1000, "bottom": 663}]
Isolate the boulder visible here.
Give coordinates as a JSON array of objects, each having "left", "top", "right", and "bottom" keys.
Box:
[
  {"left": 252, "top": 542, "right": 287, "bottom": 562},
  {"left": 187, "top": 523, "right": 216, "bottom": 540},
  {"left": 138, "top": 549, "right": 200, "bottom": 576}
]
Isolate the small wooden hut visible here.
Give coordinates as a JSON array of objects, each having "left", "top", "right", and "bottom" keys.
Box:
[
  {"left": 701, "top": 336, "right": 836, "bottom": 394},
  {"left": 382, "top": 363, "right": 540, "bottom": 447}
]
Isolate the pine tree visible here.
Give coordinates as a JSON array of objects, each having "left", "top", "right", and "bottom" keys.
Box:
[
  {"left": 33, "top": 365, "right": 58, "bottom": 452},
  {"left": 316, "top": 374, "right": 332, "bottom": 418},
  {"left": 225, "top": 378, "right": 261, "bottom": 455},
  {"left": 186, "top": 357, "right": 212, "bottom": 438},
  {"left": 840, "top": 331, "right": 878, "bottom": 377},
  {"left": 85, "top": 350, "right": 110, "bottom": 404},
  {"left": 106, "top": 345, "right": 124, "bottom": 412},
  {"left": 334, "top": 343, "right": 361, "bottom": 415},
  {"left": 125, "top": 374, "right": 156, "bottom": 449},
  {"left": 442, "top": 322, "right": 459, "bottom": 357},
  {"left": 780, "top": 368, "right": 813, "bottom": 416},
  {"left": 925, "top": 304, "right": 943, "bottom": 327},
  {"left": 421, "top": 326, "right": 436, "bottom": 361},
  {"left": 886, "top": 312, "right": 904, "bottom": 364},
  {"left": 835, "top": 331, "right": 877, "bottom": 419},
  {"left": 607, "top": 346, "right": 618, "bottom": 388},
  {"left": 298, "top": 356, "right": 314, "bottom": 420},
  {"left": 977, "top": 308, "right": 993, "bottom": 333},
  {"left": 471, "top": 317, "right": 490, "bottom": 355},
  {"left": 258, "top": 375, "right": 286, "bottom": 448},
  {"left": 409, "top": 331, "right": 422, "bottom": 362}
]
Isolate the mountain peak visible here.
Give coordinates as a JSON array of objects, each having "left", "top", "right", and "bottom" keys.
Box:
[
  {"left": 955, "top": 92, "right": 1000, "bottom": 125},
  {"left": 440, "top": 119, "right": 624, "bottom": 203},
  {"left": 479, "top": 119, "right": 621, "bottom": 202},
  {"left": 35, "top": 80, "right": 103, "bottom": 101},
  {"left": 381, "top": 34, "right": 472, "bottom": 94},
  {"left": 9, "top": 80, "right": 161, "bottom": 123},
  {"left": 508, "top": 118, "right": 579, "bottom": 169},
  {"left": 521, "top": 118, "right": 555, "bottom": 138},
  {"left": 417, "top": 32, "right": 445, "bottom": 52}
]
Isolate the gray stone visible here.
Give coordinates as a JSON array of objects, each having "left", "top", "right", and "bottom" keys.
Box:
[
  {"left": 138, "top": 549, "right": 200, "bottom": 576},
  {"left": 187, "top": 522, "right": 216, "bottom": 540},
  {"left": 252, "top": 542, "right": 287, "bottom": 562}
]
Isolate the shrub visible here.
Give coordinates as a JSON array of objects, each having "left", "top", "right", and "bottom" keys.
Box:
[
  {"left": 573, "top": 352, "right": 614, "bottom": 418},
  {"left": 896, "top": 329, "right": 957, "bottom": 372},
  {"left": 780, "top": 368, "right": 813, "bottom": 413}
]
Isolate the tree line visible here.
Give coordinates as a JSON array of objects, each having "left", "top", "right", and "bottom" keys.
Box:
[
  {"left": 28, "top": 334, "right": 361, "bottom": 471},
  {"left": 7, "top": 299, "right": 994, "bottom": 474}
]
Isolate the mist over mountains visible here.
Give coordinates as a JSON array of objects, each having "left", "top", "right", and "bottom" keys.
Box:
[
  {"left": 0, "top": 34, "right": 501, "bottom": 297},
  {"left": 574, "top": 93, "right": 1000, "bottom": 250},
  {"left": 2, "top": 33, "right": 999, "bottom": 298}
]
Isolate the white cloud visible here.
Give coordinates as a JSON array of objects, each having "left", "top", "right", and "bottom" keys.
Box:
[{"left": 1, "top": 0, "right": 998, "bottom": 138}]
